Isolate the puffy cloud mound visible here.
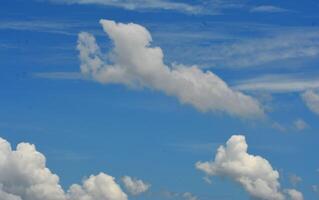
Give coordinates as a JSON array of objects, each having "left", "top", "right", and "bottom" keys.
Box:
[
  {"left": 68, "top": 173, "right": 127, "bottom": 200},
  {"left": 121, "top": 176, "right": 150, "bottom": 196},
  {"left": 0, "top": 137, "right": 127, "bottom": 200},
  {"left": 285, "top": 189, "right": 304, "bottom": 200},
  {"left": 196, "top": 135, "right": 288, "bottom": 200},
  {"left": 77, "top": 19, "right": 264, "bottom": 118},
  {"left": 301, "top": 90, "right": 319, "bottom": 115}
]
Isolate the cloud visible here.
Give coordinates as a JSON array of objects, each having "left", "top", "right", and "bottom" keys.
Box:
[
  {"left": 121, "top": 176, "right": 150, "bottom": 196},
  {"left": 301, "top": 90, "right": 319, "bottom": 115},
  {"left": 195, "top": 135, "right": 303, "bottom": 200},
  {"left": 293, "top": 119, "right": 308, "bottom": 131},
  {"left": 181, "top": 192, "right": 198, "bottom": 200},
  {"left": 288, "top": 174, "right": 302, "bottom": 187},
  {"left": 159, "top": 25, "right": 319, "bottom": 69},
  {"left": 195, "top": 135, "right": 284, "bottom": 200},
  {"left": 33, "top": 72, "right": 85, "bottom": 80},
  {"left": 76, "top": 19, "right": 264, "bottom": 118},
  {"left": 160, "top": 191, "right": 199, "bottom": 200},
  {"left": 250, "top": 5, "right": 289, "bottom": 13},
  {"left": 42, "top": 0, "right": 203, "bottom": 14},
  {"left": 233, "top": 74, "right": 319, "bottom": 93},
  {"left": 285, "top": 189, "right": 304, "bottom": 200},
  {"left": 0, "top": 137, "right": 127, "bottom": 200}
]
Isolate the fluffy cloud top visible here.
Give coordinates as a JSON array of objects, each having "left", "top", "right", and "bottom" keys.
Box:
[
  {"left": 121, "top": 176, "right": 150, "bottom": 196},
  {"left": 0, "top": 137, "right": 127, "bottom": 200},
  {"left": 195, "top": 135, "right": 302, "bottom": 200},
  {"left": 77, "top": 19, "right": 264, "bottom": 118},
  {"left": 301, "top": 90, "right": 319, "bottom": 115}
]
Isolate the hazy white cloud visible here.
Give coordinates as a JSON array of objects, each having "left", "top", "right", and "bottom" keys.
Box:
[
  {"left": 121, "top": 176, "right": 150, "bottom": 196},
  {"left": 181, "top": 192, "right": 198, "bottom": 200},
  {"left": 42, "top": 0, "right": 203, "bottom": 13},
  {"left": 0, "top": 137, "right": 127, "bottom": 200},
  {"left": 288, "top": 174, "right": 302, "bottom": 187},
  {"left": 285, "top": 189, "right": 304, "bottom": 200},
  {"left": 195, "top": 135, "right": 303, "bottom": 200},
  {"left": 161, "top": 191, "right": 199, "bottom": 200},
  {"left": 293, "top": 119, "right": 308, "bottom": 131},
  {"left": 250, "top": 5, "right": 289, "bottom": 13},
  {"left": 77, "top": 19, "right": 263, "bottom": 118},
  {"left": 33, "top": 72, "right": 84, "bottom": 80},
  {"left": 301, "top": 90, "right": 319, "bottom": 115},
  {"left": 234, "top": 74, "right": 319, "bottom": 93},
  {"left": 312, "top": 185, "right": 319, "bottom": 193},
  {"left": 272, "top": 122, "right": 287, "bottom": 132},
  {"left": 150, "top": 22, "right": 319, "bottom": 69}
]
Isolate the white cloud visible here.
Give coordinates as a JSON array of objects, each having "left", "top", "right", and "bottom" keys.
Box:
[
  {"left": 42, "top": 0, "right": 202, "bottom": 14},
  {"left": 0, "top": 137, "right": 127, "bottom": 200},
  {"left": 285, "top": 189, "right": 304, "bottom": 200},
  {"left": 195, "top": 135, "right": 303, "bottom": 200},
  {"left": 121, "top": 176, "right": 150, "bottom": 196},
  {"left": 77, "top": 19, "right": 264, "bottom": 118},
  {"left": 181, "top": 192, "right": 198, "bottom": 200},
  {"left": 293, "top": 119, "right": 308, "bottom": 131},
  {"left": 233, "top": 74, "right": 319, "bottom": 93},
  {"left": 301, "top": 90, "right": 319, "bottom": 115},
  {"left": 33, "top": 72, "right": 84, "bottom": 80},
  {"left": 67, "top": 173, "right": 127, "bottom": 200},
  {"left": 250, "top": 5, "right": 289, "bottom": 13}
]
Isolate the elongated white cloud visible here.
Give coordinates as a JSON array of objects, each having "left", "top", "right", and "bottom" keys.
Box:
[
  {"left": 43, "top": 0, "right": 202, "bottom": 13},
  {"left": 301, "top": 90, "right": 319, "bottom": 115},
  {"left": 250, "top": 5, "right": 289, "bottom": 13},
  {"left": 121, "top": 176, "right": 150, "bottom": 196},
  {"left": 77, "top": 19, "right": 263, "bottom": 118},
  {"left": 195, "top": 135, "right": 299, "bottom": 200},
  {"left": 0, "top": 137, "right": 127, "bottom": 200},
  {"left": 234, "top": 74, "right": 319, "bottom": 93}
]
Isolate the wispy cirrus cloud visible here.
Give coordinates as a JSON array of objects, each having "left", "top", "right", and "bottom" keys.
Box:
[
  {"left": 233, "top": 74, "right": 319, "bottom": 93},
  {"left": 150, "top": 22, "right": 319, "bottom": 69},
  {"left": 40, "top": 0, "right": 205, "bottom": 14},
  {"left": 250, "top": 5, "right": 290, "bottom": 13}
]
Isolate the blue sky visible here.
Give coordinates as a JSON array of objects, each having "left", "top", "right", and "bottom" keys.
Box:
[{"left": 1, "top": 0, "right": 319, "bottom": 200}]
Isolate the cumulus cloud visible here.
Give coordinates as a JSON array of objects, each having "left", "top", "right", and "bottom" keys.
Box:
[
  {"left": 0, "top": 137, "right": 127, "bottom": 200},
  {"left": 301, "top": 90, "right": 319, "bottom": 115},
  {"left": 77, "top": 19, "right": 263, "bottom": 118},
  {"left": 121, "top": 176, "right": 150, "bottom": 196},
  {"left": 195, "top": 135, "right": 303, "bottom": 200}
]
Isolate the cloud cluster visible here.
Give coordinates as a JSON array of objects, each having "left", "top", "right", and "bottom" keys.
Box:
[
  {"left": 77, "top": 19, "right": 263, "bottom": 118},
  {"left": 195, "top": 135, "right": 302, "bottom": 200},
  {"left": 121, "top": 176, "right": 150, "bottom": 196},
  {"left": 301, "top": 90, "right": 319, "bottom": 115},
  {"left": 0, "top": 137, "right": 127, "bottom": 200}
]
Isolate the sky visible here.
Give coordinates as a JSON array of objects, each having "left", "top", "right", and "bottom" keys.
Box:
[{"left": 1, "top": 0, "right": 319, "bottom": 200}]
